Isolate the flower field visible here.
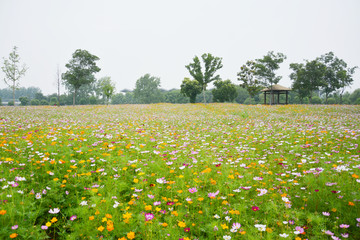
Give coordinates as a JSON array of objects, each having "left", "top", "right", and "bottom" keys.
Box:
[{"left": 0, "top": 104, "right": 359, "bottom": 240}]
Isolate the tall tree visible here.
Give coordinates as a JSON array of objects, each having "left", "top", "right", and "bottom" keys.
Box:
[
  {"left": 180, "top": 77, "right": 202, "bottom": 103},
  {"left": 133, "top": 74, "right": 163, "bottom": 104},
  {"left": 237, "top": 60, "right": 263, "bottom": 102},
  {"left": 290, "top": 60, "right": 326, "bottom": 104},
  {"left": 212, "top": 79, "right": 238, "bottom": 102},
  {"left": 62, "top": 49, "right": 101, "bottom": 105},
  {"left": 255, "top": 51, "right": 286, "bottom": 105},
  {"left": 98, "top": 76, "right": 115, "bottom": 105},
  {"left": 55, "top": 65, "right": 61, "bottom": 106},
  {"left": 185, "top": 53, "right": 223, "bottom": 104},
  {"left": 319, "top": 52, "right": 357, "bottom": 104},
  {"left": 1, "top": 46, "right": 28, "bottom": 105}
]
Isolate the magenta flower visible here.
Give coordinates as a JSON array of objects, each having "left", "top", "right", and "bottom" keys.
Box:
[
  {"left": 70, "top": 215, "right": 77, "bottom": 221},
  {"left": 184, "top": 227, "right": 190, "bottom": 232},
  {"left": 295, "top": 226, "right": 304, "bottom": 233},
  {"left": 145, "top": 213, "right": 154, "bottom": 221},
  {"left": 252, "top": 206, "right": 259, "bottom": 211},
  {"left": 11, "top": 225, "right": 18, "bottom": 230},
  {"left": 188, "top": 187, "right": 197, "bottom": 193}
]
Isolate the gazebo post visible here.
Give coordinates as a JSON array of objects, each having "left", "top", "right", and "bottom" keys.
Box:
[
  {"left": 264, "top": 92, "right": 266, "bottom": 105},
  {"left": 286, "top": 91, "right": 288, "bottom": 104},
  {"left": 277, "top": 92, "right": 280, "bottom": 104}
]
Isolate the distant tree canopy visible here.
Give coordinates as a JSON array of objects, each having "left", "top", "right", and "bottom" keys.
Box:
[
  {"left": 237, "top": 60, "right": 263, "bottom": 100},
  {"left": 180, "top": 78, "right": 202, "bottom": 103},
  {"left": 1, "top": 46, "right": 28, "bottom": 105},
  {"left": 185, "top": 53, "right": 223, "bottom": 104},
  {"left": 290, "top": 52, "right": 357, "bottom": 104},
  {"left": 62, "top": 49, "right": 101, "bottom": 105},
  {"left": 133, "top": 74, "right": 163, "bottom": 104},
  {"left": 212, "top": 79, "right": 238, "bottom": 103},
  {"left": 98, "top": 76, "right": 115, "bottom": 105}
]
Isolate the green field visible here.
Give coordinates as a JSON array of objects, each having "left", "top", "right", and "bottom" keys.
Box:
[{"left": 0, "top": 104, "right": 359, "bottom": 239}]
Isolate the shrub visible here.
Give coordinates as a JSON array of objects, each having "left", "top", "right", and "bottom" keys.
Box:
[
  {"left": 311, "top": 96, "right": 322, "bottom": 104},
  {"left": 30, "top": 99, "right": 40, "bottom": 106},
  {"left": 8, "top": 100, "right": 14, "bottom": 106},
  {"left": 19, "top": 96, "right": 30, "bottom": 106},
  {"left": 40, "top": 99, "right": 49, "bottom": 105}
]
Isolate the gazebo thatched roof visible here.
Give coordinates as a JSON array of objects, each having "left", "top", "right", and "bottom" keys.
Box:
[{"left": 261, "top": 84, "right": 291, "bottom": 92}]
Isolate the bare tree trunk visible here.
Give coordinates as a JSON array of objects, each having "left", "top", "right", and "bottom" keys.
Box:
[
  {"left": 73, "top": 89, "right": 76, "bottom": 106},
  {"left": 203, "top": 85, "right": 206, "bottom": 104},
  {"left": 56, "top": 65, "right": 61, "bottom": 106},
  {"left": 12, "top": 83, "right": 15, "bottom": 106}
]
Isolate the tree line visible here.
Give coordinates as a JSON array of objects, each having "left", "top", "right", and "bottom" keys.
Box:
[{"left": 1, "top": 47, "right": 359, "bottom": 106}]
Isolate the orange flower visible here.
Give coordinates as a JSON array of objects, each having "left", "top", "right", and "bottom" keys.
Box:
[
  {"left": 352, "top": 173, "right": 359, "bottom": 179},
  {"left": 89, "top": 216, "right": 95, "bottom": 220},
  {"left": 10, "top": 233, "right": 18, "bottom": 238},
  {"left": 349, "top": 202, "right": 355, "bottom": 206},
  {"left": 127, "top": 231, "right": 135, "bottom": 239},
  {"left": 0, "top": 210, "right": 6, "bottom": 215}
]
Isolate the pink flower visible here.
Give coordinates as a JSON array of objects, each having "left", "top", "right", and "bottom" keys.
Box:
[
  {"left": 295, "top": 226, "right": 304, "bottom": 233},
  {"left": 41, "top": 225, "right": 48, "bottom": 230},
  {"left": 208, "top": 190, "right": 219, "bottom": 198},
  {"left": 70, "top": 215, "right": 77, "bottom": 221},
  {"left": 11, "top": 225, "right": 18, "bottom": 230},
  {"left": 145, "top": 213, "right": 154, "bottom": 221},
  {"left": 188, "top": 187, "right": 197, "bottom": 193},
  {"left": 322, "top": 212, "right": 330, "bottom": 216},
  {"left": 339, "top": 224, "right": 349, "bottom": 228}
]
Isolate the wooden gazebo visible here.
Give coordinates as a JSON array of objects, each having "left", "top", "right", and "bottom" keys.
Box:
[{"left": 261, "top": 84, "right": 291, "bottom": 105}]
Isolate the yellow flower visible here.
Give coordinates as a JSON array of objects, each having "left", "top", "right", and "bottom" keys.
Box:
[
  {"left": 221, "top": 223, "right": 228, "bottom": 229},
  {"left": 50, "top": 217, "right": 58, "bottom": 223},
  {"left": 171, "top": 211, "right": 178, "bottom": 216},
  {"left": 145, "top": 205, "right": 152, "bottom": 211},
  {"left": 102, "top": 217, "right": 108, "bottom": 222},
  {"left": 118, "top": 238, "right": 126, "bottom": 240},
  {"left": 127, "top": 231, "right": 135, "bottom": 239},
  {"left": 89, "top": 216, "right": 94, "bottom": 220},
  {"left": 332, "top": 208, "right": 337, "bottom": 212},
  {"left": 178, "top": 221, "right": 186, "bottom": 228},
  {"left": 133, "top": 178, "right": 139, "bottom": 183},
  {"left": 123, "top": 212, "right": 132, "bottom": 219},
  {"left": 97, "top": 225, "right": 105, "bottom": 232},
  {"left": 266, "top": 227, "right": 273, "bottom": 233},
  {"left": 46, "top": 222, "right": 51, "bottom": 227},
  {"left": 197, "top": 197, "right": 204, "bottom": 201}
]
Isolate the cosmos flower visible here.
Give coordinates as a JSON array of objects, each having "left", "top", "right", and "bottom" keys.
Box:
[{"left": 49, "top": 208, "right": 60, "bottom": 214}]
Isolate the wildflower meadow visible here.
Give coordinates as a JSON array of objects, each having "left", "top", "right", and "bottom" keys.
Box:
[{"left": 0, "top": 104, "right": 359, "bottom": 240}]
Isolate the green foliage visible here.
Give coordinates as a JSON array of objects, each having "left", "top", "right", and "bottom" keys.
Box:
[
  {"left": 185, "top": 53, "right": 223, "bottom": 103},
  {"left": 19, "top": 96, "right": 29, "bottom": 106},
  {"left": 98, "top": 76, "right": 115, "bottom": 105},
  {"left": 30, "top": 99, "right": 40, "bottom": 106},
  {"left": 255, "top": 51, "right": 286, "bottom": 87},
  {"left": 40, "top": 99, "right": 49, "bottom": 105},
  {"left": 164, "top": 89, "right": 189, "bottom": 103},
  {"left": 62, "top": 49, "right": 101, "bottom": 105},
  {"left": 133, "top": 74, "right": 163, "bottom": 104},
  {"left": 327, "top": 97, "right": 336, "bottom": 104},
  {"left": 290, "top": 60, "right": 326, "bottom": 104},
  {"left": 180, "top": 78, "right": 202, "bottom": 103},
  {"left": 237, "top": 60, "right": 263, "bottom": 98},
  {"left": 349, "top": 88, "right": 360, "bottom": 104},
  {"left": 7, "top": 100, "right": 14, "bottom": 106},
  {"left": 0, "top": 96, "right": 2, "bottom": 106},
  {"left": 319, "top": 52, "right": 357, "bottom": 103},
  {"left": 312, "top": 96, "right": 322, "bottom": 104},
  {"left": 212, "top": 79, "right": 238, "bottom": 103},
  {"left": 1, "top": 46, "right": 28, "bottom": 105},
  {"left": 50, "top": 97, "right": 59, "bottom": 106}
]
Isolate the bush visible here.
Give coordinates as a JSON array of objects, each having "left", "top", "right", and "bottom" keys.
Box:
[
  {"left": 50, "top": 97, "right": 58, "bottom": 106},
  {"left": 311, "top": 96, "right": 322, "bottom": 104},
  {"left": 327, "top": 98, "right": 336, "bottom": 104},
  {"left": 355, "top": 98, "right": 360, "bottom": 105},
  {"left": 89, "top": 96, "right": 97, "bottom": 105},
  {"left": 30, "top": 99, "right": 40, "bottom": 106},
  {"left": 19, "top": 96, "right": 30, "bottom": 106},
  {"left": 243, "top": 97, "right": 256, "bottom": 105},
  {"left": 8, "top": 100, "right": 14, "bottom": 106},
  {"left": 40, "top": 99, "right": 49, "bottom": 105},
  {"left": 0, "top": 97, "right": 2, "bottom": 106}
]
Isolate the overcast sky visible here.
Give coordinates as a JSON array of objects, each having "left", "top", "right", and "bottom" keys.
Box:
[{"left": 1, "top": 0, "right": 359, "bottom": 95}]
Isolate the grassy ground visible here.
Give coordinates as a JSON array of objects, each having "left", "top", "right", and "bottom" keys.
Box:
[{"left": 0, "top": 104, "right": 359, "bottom": 239}]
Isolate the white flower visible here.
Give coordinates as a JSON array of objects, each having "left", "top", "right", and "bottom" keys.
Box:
[
  {"left": 230, "top": 228, "right": 237, "bottom": 233},
  {"left": 79, "top": 201, "right": 88, "bottom": 206},
  {"left": 113, "top": 201, "right": 120, "bottom": 208},
  {"left": 35, "top": 193, "right": 41, "bottom": 199},
  {"left": 254, "top": 224, "right": 266, "bottom": 231},
  {"left": 213, "top": 214, "right": 220, "bottom": 219},
  {"left": 49, "top": 208, "right": 60, "bottom": 214},
  {"left": 223, "top": 235, "right": 231, "bottom": 240},
  {"left": 280, "top": 233, "right": 289, "bottom": 238},
  {"left": 225, "top": 216, "right": 232, "bottom": 222}
]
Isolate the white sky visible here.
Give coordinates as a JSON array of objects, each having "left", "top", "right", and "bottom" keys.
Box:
[{"left": 1, "top": 0, "right": 359, "bottom": 95}]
